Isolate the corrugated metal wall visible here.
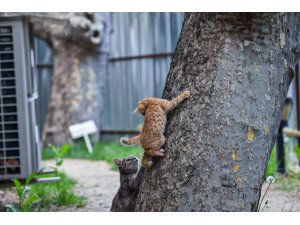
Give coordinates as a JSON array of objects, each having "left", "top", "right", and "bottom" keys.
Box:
[
  {"left": 102, "top": 12, "right": 184, "bottom": 135},
  {"left": 35, "top": 12, "right": 184, "bottom": 138}
]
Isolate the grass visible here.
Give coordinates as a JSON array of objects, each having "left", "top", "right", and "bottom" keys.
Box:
[
  {"left": 42, "top": 141, "right": 143, "bottom": 170},
  {"left": 30, "top": 172, "right": 85, "bottom": 211},
  {"left": 42, "top": 142, "right": 281, "bottom": 174},
  {"left": 265, "top": 148, "right": 276, "bottom": 177},
  {"left": 265, "top": 145, "right": 300, "bottom": 192},
  {"left": 275, "top": 172, "right": 300, "bottom": 192},
  {"left": 294, "top": 146, "right": 300, "bottom": 161}
]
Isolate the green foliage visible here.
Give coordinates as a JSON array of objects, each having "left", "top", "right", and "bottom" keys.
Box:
[
  {"left": 26, "top": 141, "right": 141, "bottom": 210},
  {"left": 265, "top": 145, "right": 300, "bottom": 192},
  {"left": 30, "top": 172, "right": 85, "bottom": 211},
  {"left": 47, "top": 144, "right": 71, "bottom": 168},
  {"left": 5, "top": 144, "right": 84, "bottom": 212},
  {"left": 42, "top": 141, "right": 142, "bottom": 170},
  {"left": 31, "top": 144, "right": 84, "bottom": 211},
  {"left": 265, "top": 148, "right": 276, "bottom": 177},
  {"left": 276, "top": 172, "right": 300, "bottom": 192},
  {"left": 294, "top": 146, "right": 300, "bottom": 160},
  {"left": 5, "top": 172, "right": 39, "bottom": 212}
]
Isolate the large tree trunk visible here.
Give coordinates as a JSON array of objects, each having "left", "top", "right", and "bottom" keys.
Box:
[
  {"left": 30, "top": 13, "right": 111, "bottom": 145},
  {"left": 135, "top": 13, "right": 300, "bottom": 212}
]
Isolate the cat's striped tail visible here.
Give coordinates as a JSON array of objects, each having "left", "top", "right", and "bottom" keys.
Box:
[{"left": 120, "top": 135, "right": 140, "bottom": 146}]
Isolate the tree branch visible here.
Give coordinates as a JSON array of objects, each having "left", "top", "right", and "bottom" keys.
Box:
[{"left": 7, "top": 13, "right": 103, "bottom": 48}]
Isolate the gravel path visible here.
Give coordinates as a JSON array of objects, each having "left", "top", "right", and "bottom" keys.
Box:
[{"left": 1, "top": 159, "right": 300, "bottom": 211}]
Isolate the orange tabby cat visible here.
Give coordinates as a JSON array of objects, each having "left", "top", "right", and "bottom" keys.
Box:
[{"left": 121, "top": 90, "right": 190, "bottom": 168}]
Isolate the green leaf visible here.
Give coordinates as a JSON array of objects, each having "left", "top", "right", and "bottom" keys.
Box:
[
  {"left": 25, "top": 172, "right": 37, "bottom": 186},
  {"left": 4, "top": 204, "right": 19, "bottom": 212},
  {"left": 12, "top": 178, "right": 22, "bottom": 199},
  {"left": 48, "top": 144, "right": 59, "bottom": 156},
  {"left": 20, "top": 186, "right": 31, "bottom": 209},
  {"left": 56, "top": 158, "right": 64, "bottom": 167},
  {"left": 23, "top": 194, "right": 39, "bottom": 212},
  {"left": 59, "top": 144, "right": 71, "bottom": 157},
  {"left": 294, "top": 146, "right": 300, "bottom": 159}
]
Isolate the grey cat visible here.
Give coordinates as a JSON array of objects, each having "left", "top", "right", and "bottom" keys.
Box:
[{"left": 110, "top": 155, "right": 145, "bottom": 212}]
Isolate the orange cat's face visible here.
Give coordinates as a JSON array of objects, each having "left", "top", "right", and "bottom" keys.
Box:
[{"left": 132, "top": 100, "right": 148, "bottom": 115}]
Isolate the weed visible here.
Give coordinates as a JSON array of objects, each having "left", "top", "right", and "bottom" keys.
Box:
[
  {"left": 4, "top": 173, "right": 39, "bottom": 212},
  {"left": 5, "top": 144, "right": 85, "bottom": 212},
  {"left": 30, "top": 144, "right": 85, "bottom": 211},
  {"left": 258, "top": 176, "right": 275, "bottom": 212},
  {"left": 30, "top": 172, "right": 85, "bottom": 210},
  {"left": 46, "top": 144, "right": 71, "bottom": 169}
]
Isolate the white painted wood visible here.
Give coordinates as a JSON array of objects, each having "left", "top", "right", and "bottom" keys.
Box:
[
  {"left": 83, "top": 133, "right": 94, "bottom": 154},
  {"left": 69, "top": 120, "right": 98, "bottom": 154},
  {"left": 69, "top": 120, "right": 98, "bottom": 138}
]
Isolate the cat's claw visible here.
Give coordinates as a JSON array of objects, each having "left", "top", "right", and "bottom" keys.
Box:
[
  {"left": 142, "top": 160, "right": 153, "bottom": 168},
  {"left": 157, "top": 149, "right": 165, "bottom": 156},
  {"left": 184, "top": 90, "right": 190, "bottom": 98},
  {"left": 147, "top": 161, "right": 153, "bottom": 168}
]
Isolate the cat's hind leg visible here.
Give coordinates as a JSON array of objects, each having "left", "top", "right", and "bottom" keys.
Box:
[{"left": 141, "top": 153, "right": 153, "bottom": 168}]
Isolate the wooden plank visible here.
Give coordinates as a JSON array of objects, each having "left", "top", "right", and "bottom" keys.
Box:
[{"left": 283, "top": 128, "right": 300, "bottom": 138}]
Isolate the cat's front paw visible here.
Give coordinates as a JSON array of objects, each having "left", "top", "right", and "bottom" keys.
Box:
[
  {"left": 146, "top": 161, "right": 153, "bottom": 168},
  {"left": 157, "top": 149, "right": 165, "bottom": 157},
  {"left": 120, "top": 137, "right": 129, "bottom": 146},
  {"left": 183, "top": 90, "right": 190, "bottom": 98},
  {"left": 142, "top": 160, "right": 153, "bottom": 169}
]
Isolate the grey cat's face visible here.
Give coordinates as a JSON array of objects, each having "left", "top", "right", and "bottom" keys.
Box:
[{"left": 114, "top": 155, "right": 139, "bottom": 174}]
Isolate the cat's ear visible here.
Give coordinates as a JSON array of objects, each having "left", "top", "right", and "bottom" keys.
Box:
[
  {"left": 132, "top": 107, "right": 139, "bottom": 114},
  {"left": 114, "top": 159, "right": 122, "bottom": 167},
  {"left": 133, "top": 99, "right": 149, "bottom": 115}
]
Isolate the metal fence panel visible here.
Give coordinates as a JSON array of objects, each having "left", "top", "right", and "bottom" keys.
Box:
[{"left": 102, "top": 13, "right": 184, "bottom": 136}]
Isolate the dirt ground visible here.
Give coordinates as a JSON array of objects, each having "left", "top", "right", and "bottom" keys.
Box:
[
  {"left": 1, "top": 159, "right": 300, "bottom": 212},
  {"left": 260, "top": 181, "right": 300, "bottom": 212},
  {"left": 45, "top": 159, "right": 120, "bottom": 212}
]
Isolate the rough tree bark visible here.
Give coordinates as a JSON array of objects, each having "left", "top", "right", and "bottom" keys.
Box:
[
  {"left": 31, "top": 13, "right": 111, "bottom": 145},
  {"left": 135, "top": 13, "right": 300, "bottom": 212}
]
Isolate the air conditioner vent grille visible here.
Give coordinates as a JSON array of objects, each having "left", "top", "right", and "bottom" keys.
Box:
[{"left": 0, "top": 25, "right": 21, "bottom": 176}]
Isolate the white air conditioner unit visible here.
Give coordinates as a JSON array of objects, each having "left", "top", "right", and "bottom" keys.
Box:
[{"left": 0, "top": 16, "right": 41, "bottom": 181}]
